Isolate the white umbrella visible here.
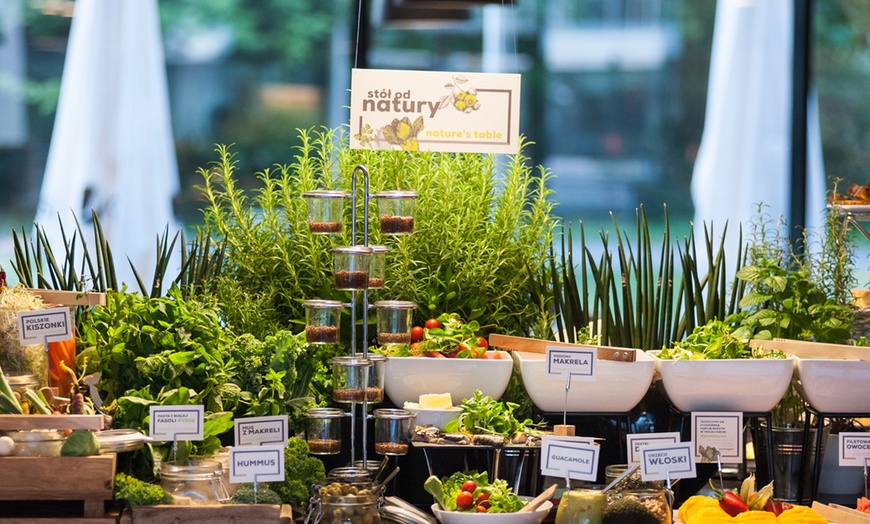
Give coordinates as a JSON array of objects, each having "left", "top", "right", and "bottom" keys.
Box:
[
  {"left": 35, "top": 0, "right": 179, "bottom": 290},
  {"left": 691, "top": 0, "right": 824, "bottom": 240}
]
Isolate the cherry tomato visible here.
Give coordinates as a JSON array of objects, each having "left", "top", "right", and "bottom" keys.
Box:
[
  {"left": 476, "top": 492, "right": 490, "bottom": 503},
  {"left": 477, "top": 336, "right": 489, "bottom": 349},
  {"left": 461, "top": 480, "right": 477, "bottom": 493},
  {"left": 425, "top": 318, "right": 443, "bottom": 330},
  {"left": 411, "top": 326, "right": 424, "bottom": 342},
  {"left": 410, "top": 342, "right": 422, "bottom": 355},
  {"left": 456, "top": 491, "right": 474, "bottom": 509},
  {"left": 476, "top": 505, "right": 488, "bottom": 513},
  {"left": 491, "top": 351, "right": 503, "bottom": 359}
]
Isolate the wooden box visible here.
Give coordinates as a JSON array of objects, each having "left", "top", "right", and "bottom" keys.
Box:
[{"left": 121, "top": 504, "right": 294, "bottom": 524}]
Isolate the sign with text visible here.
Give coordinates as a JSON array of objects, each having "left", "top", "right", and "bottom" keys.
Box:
[
  {"left": 627, "top": 432, "right": 681, "bottom": 465},
  {"left": 691, "top": 412, "right": 743, "bottom": 463},
  {"left": 234, "top": 416, "right": 288, "bottom": 447},
  {"left": 18, "top": 307, "right": 72, "bottom": 344},
  {"left": 149, "top": 405, "right": 204, "bottom": 442},
  {"left": 838, "top": 432, "right": 870, "bottom": 467},
  {"left": 349, "top": 68, "right": 521, "bottom": 154},
  {"left": 545, "top": 346, "right": 597, "bottom": 382},
  {"left": 229, "top": 444, "right": 285, "bottom": 483},
  {"left": 540, "top": 435, "right": 599, "bottom": 481},
  {"left": 640, "top": 442, "right": 697, "bottom": 482}
]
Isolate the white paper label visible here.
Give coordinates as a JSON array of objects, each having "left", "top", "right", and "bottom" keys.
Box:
[
  {"left": 149, "top": 405, "right": 204, "bottom": 441},
  {"left": 692, "top": 412, "right": 743, "bottom": 463},
  {"left": 18, "top": 307, "right": 72, "bottom": 344},
  {"left": 234, "top": 415, "right": 288, "bottom": 447},
  {"left": 627, "top": 432, "right": 681, "bottom": 465},
  {"left": 640, "top": 442, "right": 697, "bottom": 482},
  {"left": 838, "top": 432, "right": 870, "bottom": 466},
  {"left": 540, "top": 435, "right": 599, "bottom": 481},
  {"left": 545, "top": 346, "right": 597, "bottom": 381},
  {"left": 229, "top": 444, "right": 286, "bottom": 483},
  {"left": 349, "top": 68, "right": 521, "bottom": 154}
]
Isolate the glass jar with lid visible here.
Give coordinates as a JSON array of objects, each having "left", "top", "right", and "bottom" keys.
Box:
[
  {"left": 303, "top": 190, "right": 348, "bottom": 234},
  {"left": 373, "top": 191, "right": 418, "bottom": 235},
  {"left": 315, "top": 469, "right": 381, "bottom": 524},
  {"left": 306, "top": 407, "right": 344, "bottom": 455},
  {"left": 373, "top": 408, "right": 415, "bottom": 456},
  {"left": 5, "top": 373, "right": 38, "bottom": 413},
  {"left": 330, "top": 356, "right": 374, "bottom": 403},
  {"left": 160, "top": 459, "right": 229, "bottom": 505},
  {"left": 374, "top": 301, "right": 415, "bottom": 346},
  {"left": 367, "top": 245, "right": 390, "bottom": 289},
  {"left": 304, "top": 299, "right": 344, "bottom": 344},
  {"left": 331, "top": 246, "right": 372, "bottom": 291},
  {"left": 6, "top": 429, "right": 66, "bottom": 456}
]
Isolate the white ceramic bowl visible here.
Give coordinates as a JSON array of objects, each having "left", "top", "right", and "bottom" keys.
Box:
[
  {"left": 648, "top": 350, "right": 794, "bottom": 413},
  {"left": 384, "top": 352, "right": 513, "bottom": 407},
  {"left": 405, "top": 406, "right": 463, "bottom": 429},
  {"left": 514, "top": 350, "right": 655, "bottom": 413},
  {"left": 795, "top": 357, "right": 870, "bottom": 413},
  {"left": 431, "top": 499, "right": 552, "bottom": 524}
]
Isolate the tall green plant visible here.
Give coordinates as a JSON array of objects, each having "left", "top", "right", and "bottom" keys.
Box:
[{"left": 198, "top": 128, "right": 558, "bottom": 339}]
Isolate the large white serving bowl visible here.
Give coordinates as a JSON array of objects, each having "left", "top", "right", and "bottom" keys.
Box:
[
  {"left": 514, "top": 350, "right": 655, "bottom": 413},
  {"left": 431, "top": 499, "right": 552, "bottom": 524},
  {"left": 648, "top": 350, "right": 794, "bottom": 413},
  {"left": 795, "top": 356, "right": 870, "bottom": 413},
  {"left": 383, "top": 352, "right": 513, "bottom": 407}
]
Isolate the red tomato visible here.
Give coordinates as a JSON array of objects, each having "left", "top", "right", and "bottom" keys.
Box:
[
  {"left": 425, "top": 318, "right": 443, "bottom": 329},
  {"left": 411, "top": 326, "right": 424, "bottom": 343},
  {"left": 476, "top": 492, "right": 490, "bottom": 503},
  {"left": 456, "top": 491, "right": 474, "bottom": 509},
  {"left": 476, "top": 505, "right": 488, "bottom": 513},
  {"left": 477, "top": 336, "right": 489, "bottom": 349},
  {"left": 461, "top": 480, "right": 477, "bottom": 493}
]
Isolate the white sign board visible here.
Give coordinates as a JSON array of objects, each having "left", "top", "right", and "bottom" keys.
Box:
[
  {"left": 18, "top": 307, "right": 72, "bottom": 344},
  {"left": 229, "top": 444, "right": 286, "bottom": 483},
  {"left": 545, "top": 346, "right": 597, "bottom": 381},
  {"left": 838, "top": 432, "right": 870, "bottom": 467},
  {"left": 540, "top": 435, "right": 599, "bottom": 481},
  {"left": 349, "top": 68, "right": 521, "bottom": 154},
  {"left": 691, "top": 412, "right": 743, "bottom": 463},
  {"left": 627, "top": 432, "right": 681, "bottom": 465},
  {"left": 234, "top": 415, "right": 288, "bottom": 447},
  {"left": 149, "top": 405, "right": 204, "bottom": 442},
  {"left": 640, "top": 442, "right": 697, "bottom": 482}
]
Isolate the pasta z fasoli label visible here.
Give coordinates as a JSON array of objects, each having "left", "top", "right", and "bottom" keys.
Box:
[{"left": 349, "top": 68, "right": 520, "bottom": 154}]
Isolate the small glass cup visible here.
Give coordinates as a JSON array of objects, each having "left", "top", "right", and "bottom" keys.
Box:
[
  {"left": 374, "top": 190, "right": 418, "bottom": 235},
  {"left": 374, "top": 300, "right": 416, "bottom": 346},
  {"left": 302, "top": 190, "right": 347, "bottom": 234},
  {"left": 368, "top": 245, "right": 390, "bottom": 289},
  {"left": 373, "top": 408, "right": 415, "bottom": 456},
  {"left": 554, "top": 488, "right": 608, "bottom": 524},
  {"left": 330, "top": 356, "right": 374, "bottom": 403},
  {"left": 303, "top": 299, "right": 344, "bottom": 344},
  {"left": 331, "top": 246, "right": 372, "bottom": 290},
  {"left": 305, "top": 407, "right": 344, "bottom": 455}
]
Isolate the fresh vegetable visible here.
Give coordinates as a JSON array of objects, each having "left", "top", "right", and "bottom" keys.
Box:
[
  {"left": 267, "top": 437, "right": 326, "bottom": 507},
  {"left": 227, "top": 484, "right": 282, "bottom": 505},
  {"left": 461, "top": 480, "right": 476, "bottom": 493},
  {"left": 114, "top": 473, "right": 173, "bottom": 507},
  {"left": 445, "top": 389, "right": 543, "bottom": 439},
  {"left": 61, "top": 429, "right": 101, "bottom": 456},
  {"left": 425, "top": 318, "right": 443, "bottom": 330},
  {"left": 22, "top": 389, "right": 52, "bottom": 415},
  {"left": 411, "top": 326, "right": 424, "bottom": 342},
  {"left": 858, "top": 496, "right": 870, "bottom": 514},
  {"left": 378, "top": 313, "right": 489, "bottom": 358},
  {"left": 0, "top": 362, "right": 23, "bottom": 414},
  {"left": 0, "top": 435, "right": 14, "bottom": 455},
  {"left": 424, "top": 471, "right": 524, "bottom": 513},
  {"left": 659, "top": 319, "right": 787, "bottom": 360}
]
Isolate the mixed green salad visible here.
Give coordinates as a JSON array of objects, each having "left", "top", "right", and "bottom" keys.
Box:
[
  {"left": 658, "top": 319, "right": 787, "bottom": 360},
  {"left": 424, "top": 471, "right": 525, "bottom": 513}
]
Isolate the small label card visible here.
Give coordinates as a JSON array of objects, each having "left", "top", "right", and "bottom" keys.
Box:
[
  {"left": 692, "top": 412, "right": 743, "bottom": 463},
  {"left": 229, "top": 444, "right": 286, "bottom": 483},
  {"left": 234, "top": 416, "right": 288, "bottom": 447},
  {"left": 349, "top": 68, "right": 521, "bottom": 155},
  {"left": 18, "top": 307, "right": 72, "bottom": 344},
  {"left": 627, "top": 432, "right": 681, "bottom": 465},
  {"left": 540, "top": 435, "right": 599, "bottom": 481},
  {"left": 640, "top": 442, "right": 697, "bottom": 482},
  {"left": 149, "top": 405, "right": 204, "bottom": 441},
  {"left": 545, "top": 346, "right": 597, "bottom": 381},
  {"left": 838, "top": 432, "right": 870, "bottom": 467}
]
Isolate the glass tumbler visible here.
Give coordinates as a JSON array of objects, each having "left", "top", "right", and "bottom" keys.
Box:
[
  {"left": 373, "top": 408, "right": 415, "bottom": 456},
  {"left": 303, "top": 299, "right": 344, "bottom": 344},
  {"left": 302, "top": 190, "right": 347, "bottom": 234},
  {"left": 331, "top": 246, "right": 372, "bottom": 290},
  {"left": 305, "top": 407, "right": 344, "bottom": 455},
  {"left": 374, "top": 300, "right": 416, "bottom": 346},
  {"left": 374, "top": 190, "right": 418, "bottom": 235}
]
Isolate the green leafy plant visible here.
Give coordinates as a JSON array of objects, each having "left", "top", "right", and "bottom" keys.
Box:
[{"left": 444, "top": 389, "right": 543, "bottom": 439}]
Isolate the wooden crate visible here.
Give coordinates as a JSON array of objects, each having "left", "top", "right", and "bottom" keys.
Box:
[
  {"left": 0, "top": 454, "right": 117, "bottom": 523},
  {"left": 120, "top": 504, "right": 294, "bottom": 524}
]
